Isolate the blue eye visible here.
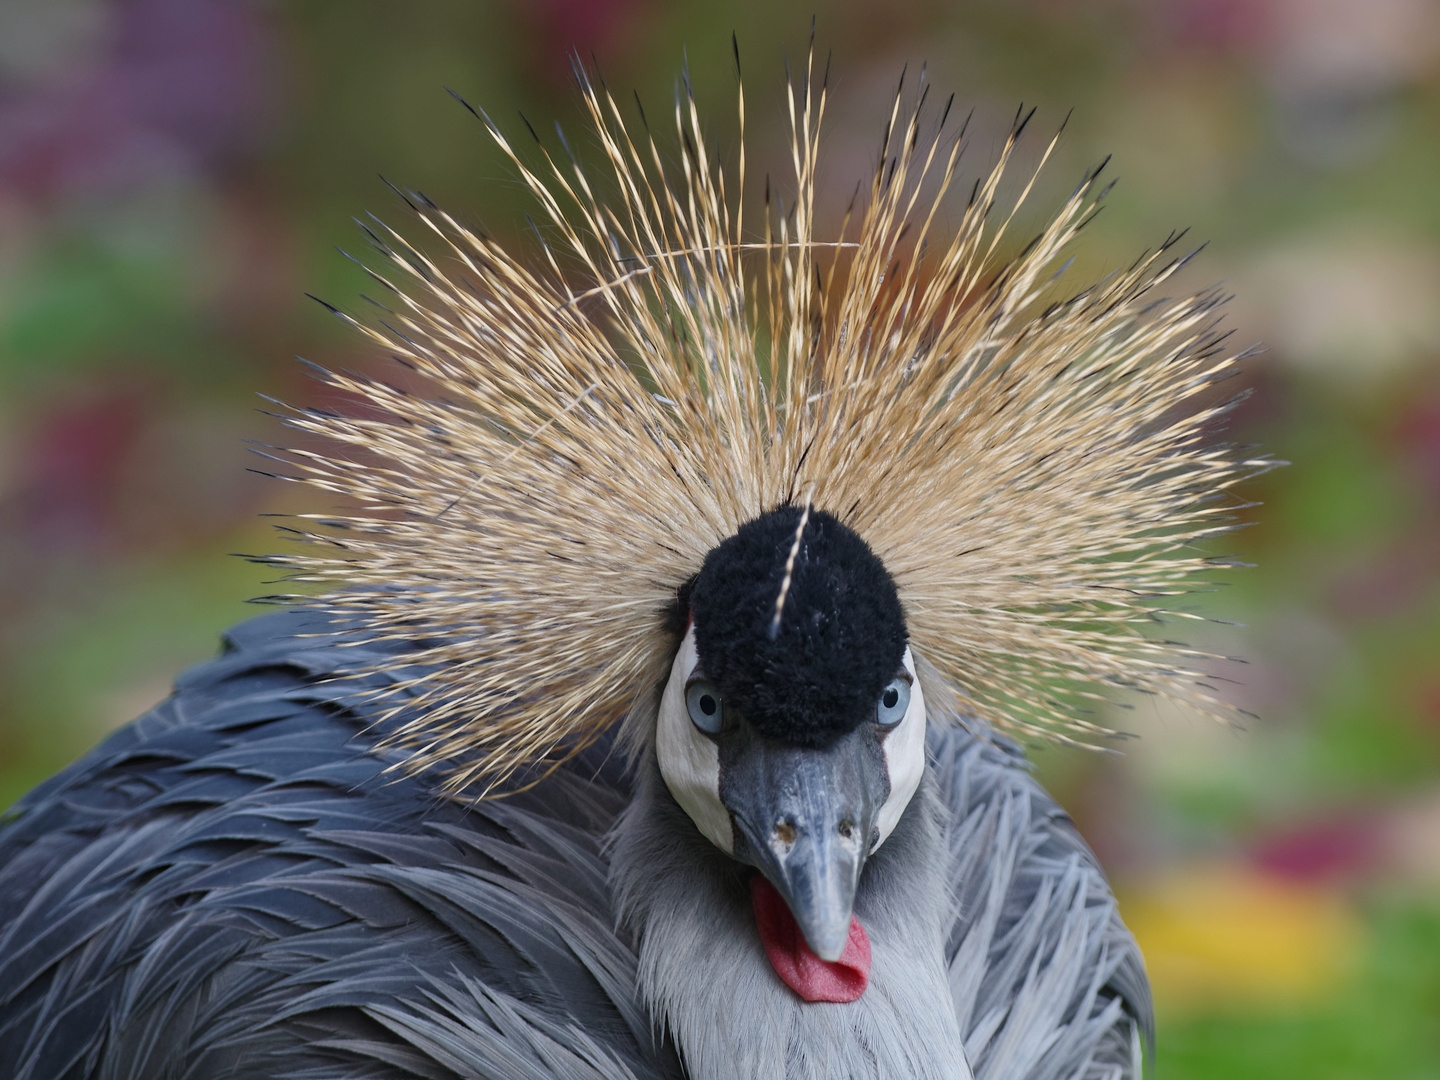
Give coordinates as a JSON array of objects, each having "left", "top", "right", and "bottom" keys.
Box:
[
  {"left": 685, "top": 680, "right": 724, "bottom": 734},
  {"left": 876, "top": 677, "right": 910, "bottom": 728}
]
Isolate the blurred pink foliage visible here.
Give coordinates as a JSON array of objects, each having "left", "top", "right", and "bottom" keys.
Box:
[{"left": 0, "top": 0, "right": 276, "bottom": 202}]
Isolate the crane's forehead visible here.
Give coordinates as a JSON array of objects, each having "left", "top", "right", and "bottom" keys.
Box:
[{"left": 689, "top": 507, "right": 907, "bottom": 748}]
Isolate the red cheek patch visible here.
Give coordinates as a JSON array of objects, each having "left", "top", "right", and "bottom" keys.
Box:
[{"left": 750, "top": 876, "right": 871, "bottom": 1002}]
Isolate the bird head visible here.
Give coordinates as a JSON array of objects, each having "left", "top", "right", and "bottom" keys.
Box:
[
  {"left": 272, "top": 59, "right": 1266, "bottom": 895},
  {"left": 655, "top": 505, "right": 925, "bottom": 961}
]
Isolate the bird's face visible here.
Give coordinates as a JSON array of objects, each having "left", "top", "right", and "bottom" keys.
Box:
[{"left": 655, "top": 507, "right": 926, "bottom": 962}]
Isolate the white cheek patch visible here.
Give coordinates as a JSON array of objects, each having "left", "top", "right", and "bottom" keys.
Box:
[
  {"left": 656, "top": 626, "right": 734, "bottom": 854},
  {"left": 874, "top": 646, "right": 926, "bottom": 851}
]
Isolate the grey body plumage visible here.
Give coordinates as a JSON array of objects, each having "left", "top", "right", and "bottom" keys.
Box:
[{"left": 0, "top": 609, "right": 1150, "bottom": 1079}]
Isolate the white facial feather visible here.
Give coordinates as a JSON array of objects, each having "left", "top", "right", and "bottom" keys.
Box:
[
  {"left": 656, "top": 630, "right": 928, "bottom": 857},
  {"left": 656, "top": 626, "right": 734, "bottom": 853},
  {"left": 875, "top": 648, "right": 926, "bottom": 849}
]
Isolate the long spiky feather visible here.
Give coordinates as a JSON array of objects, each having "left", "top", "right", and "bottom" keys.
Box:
[{"left": 267, "top": 46, "right": 1270, "bottom": 793}]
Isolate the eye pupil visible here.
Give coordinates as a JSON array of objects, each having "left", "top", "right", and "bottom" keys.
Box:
[
  {"left": 700, "top": 695, "right": 717, "bottom": 716},
  {"left": 883, "top": 688, "right": 899, "bottom": 709}
]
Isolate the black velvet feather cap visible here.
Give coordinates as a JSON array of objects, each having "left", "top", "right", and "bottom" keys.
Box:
[{"left": 690, "top": 506, "right": 908, "bottom": 748}]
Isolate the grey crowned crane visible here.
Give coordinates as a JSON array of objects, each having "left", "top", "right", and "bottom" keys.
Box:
[{"left": 0, "top": 49, "right": 1266, "bottom": 1080}]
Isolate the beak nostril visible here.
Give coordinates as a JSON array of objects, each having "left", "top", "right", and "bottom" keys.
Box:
[
  {"left": 773, "top": 820, "right": 797, "bottom": 848},
  {"left": 837, "top": 819, "right": 854, "bottom": 840}
]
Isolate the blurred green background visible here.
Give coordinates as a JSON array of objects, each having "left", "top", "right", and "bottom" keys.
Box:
[{"left": 1, "top": 0, "right": 1437, "bottom": 1075}]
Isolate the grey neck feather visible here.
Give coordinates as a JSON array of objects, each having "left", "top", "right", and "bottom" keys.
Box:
[{"left": 608, "top": 749, "right": 972, "bottom": 1080}]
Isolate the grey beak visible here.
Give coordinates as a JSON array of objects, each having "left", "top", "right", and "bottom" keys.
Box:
[{"left": 720, "top": 727, "right": 888, "bottom": 962}]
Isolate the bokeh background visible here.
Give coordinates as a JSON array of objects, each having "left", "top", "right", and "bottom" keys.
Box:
[{"left": 1, "top": 0, "right": 1437, "bottom": 1075}]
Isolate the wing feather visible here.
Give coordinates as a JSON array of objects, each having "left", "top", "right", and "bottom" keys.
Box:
[
  {"left": 0, "top": 611, "right": 678, "bottom": 1080},
  {"left": 932, "top": 728, "right": 1153, "bottom": 1080}
]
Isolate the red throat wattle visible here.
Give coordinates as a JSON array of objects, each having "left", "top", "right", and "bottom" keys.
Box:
[{"left": 750, "top": 876, "right": 871, "bottom": 1002}]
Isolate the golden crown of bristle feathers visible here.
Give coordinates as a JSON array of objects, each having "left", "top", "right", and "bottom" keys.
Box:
[{"left": 267, "top": 46, "right": 1270, "bottom": 794}]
